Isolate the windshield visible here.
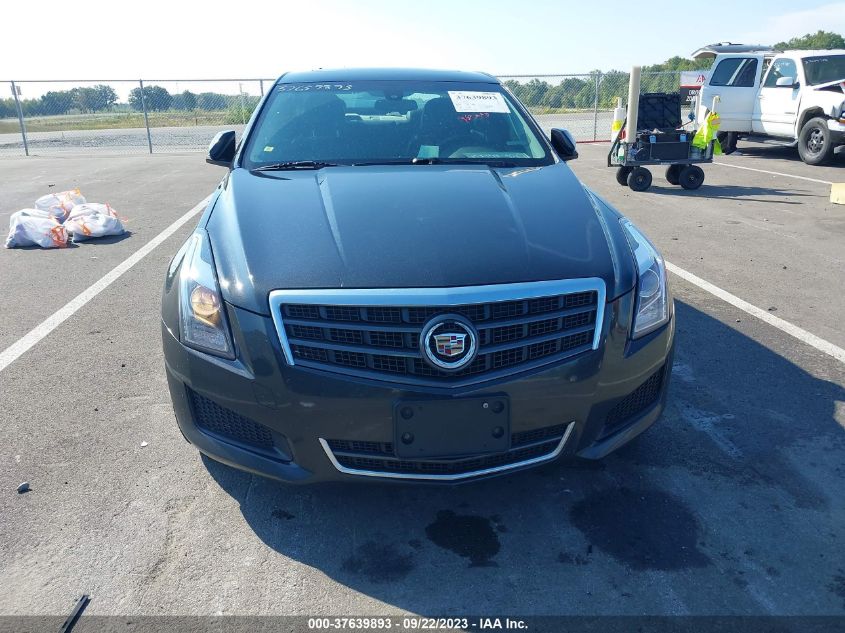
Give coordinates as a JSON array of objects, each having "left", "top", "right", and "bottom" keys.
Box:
[
  {"left": 242, "top": 80, "right": 552, "bottom": 169},
  {"left": 801, "top": 55, "right": 845, "bottom": 85}
]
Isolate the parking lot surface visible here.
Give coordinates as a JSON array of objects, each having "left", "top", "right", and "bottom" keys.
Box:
[{"left": 0, "top": 143, "right": 843, "bottom": 616}]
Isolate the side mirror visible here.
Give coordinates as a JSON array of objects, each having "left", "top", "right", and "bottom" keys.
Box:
[
  {"left": 550, "top": 128, "right": 578, "bottom": 161},
  {"left": 775, "top": 76, "right": 796, "bottom": 87},
  {"left": 207, "top": 130, "right": 236, "bottom": 167}
]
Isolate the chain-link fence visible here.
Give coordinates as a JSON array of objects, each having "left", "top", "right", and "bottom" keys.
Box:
[
  {"left": 0, "top": 72, "right": 690, "bottom": 157},
  {"left": 499, "top": 71, "right": 691, "bottom": 141},
  {"left": 0, "top": 79, "right": 269, "bottom": 156}
]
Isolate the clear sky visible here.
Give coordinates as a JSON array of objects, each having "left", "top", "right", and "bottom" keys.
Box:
[{"left": 1, "top": 0, "right": 844, "bottom": 80}]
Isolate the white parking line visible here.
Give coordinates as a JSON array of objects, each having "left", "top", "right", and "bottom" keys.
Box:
[
  {"left": 0, "top": 195, "right": 212, "bottom": 374},
  {"left": 580, "top": 143, "right": 836, "bottom": 186},
  {"left": 711, "top": 161, "right": 833, "bottom": 186},
  {"left": 666, "top": 261, "right": 845, "bottom": 364}
]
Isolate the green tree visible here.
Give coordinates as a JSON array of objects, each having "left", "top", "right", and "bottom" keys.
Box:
[
  {"left": 71, "top": 85, "right": 117, "bottom": 112},
  {"left": 225, "top": 96, "right": 260, "bottom": 124},
  {"left": 522, "top": 79, "right": 551, "bottom": 107},
  {"left": 128, "top": 85, "right": 173, "bottom": 111},
  {"left": 573, "top": 73, "right": 601, "bottom": 109},
  {"left": 172, "top": 90, "right": 198, "bottom": 111},
  {"left": 643, "top": 55, "right": 711, "bottom": 73},
  {"left": 774, "top": 30, "right": 845, "bottom": 50},
  {"left": 197, "top": 92, "right": 228, "bottom": 110},
  {"left": 0, "top": 98, "right": 18, "bottom": 118},
  {"left": 20, "top": 99, "right": 44, "bottom": 116},
  {"left": 598, "top": 70, "right": 628, "bottom": 108},
  {"left": 182, "top": 90, "right": 197, "bottom": 110},
  {"left": 91, "top": 84, "right": 118, "bottom": 111},
  {"left": 72, "top": 87, "right": 96, "bottom": 112},
  {"left": 560, "top": 77, "right": 588, "bottom": 108},
  {"left": 501, "top": 79, "right": 525, "bottom": 103},
  {"left": 540, "top": 83, "right": 566, "bottom": 109},
  {"left": 40, "top": 90, "right": 75, "bottom": 115}
]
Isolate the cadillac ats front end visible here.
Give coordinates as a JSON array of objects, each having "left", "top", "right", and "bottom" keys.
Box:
[{"left": 162, "top": 68, "right": 674, "bottom": 483}]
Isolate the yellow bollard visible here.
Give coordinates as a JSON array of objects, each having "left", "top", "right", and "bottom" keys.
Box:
[
  {"left": 611, "top": 97, "right": 625, "bottom": 141},
  {"left": 831, "top": 183, "right": 845, "bottom": 205}
]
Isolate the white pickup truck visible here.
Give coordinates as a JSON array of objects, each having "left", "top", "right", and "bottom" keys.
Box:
[{"left": 693, "top": 44, "right": 845, "bottom": 165}]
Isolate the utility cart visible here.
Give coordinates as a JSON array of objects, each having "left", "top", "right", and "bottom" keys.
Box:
[
  {"left": 608, "top": 124, "right": 714, "bottom": 191},
  {"left": 607, "top": 72, "right": 716, "bottom": 192}
]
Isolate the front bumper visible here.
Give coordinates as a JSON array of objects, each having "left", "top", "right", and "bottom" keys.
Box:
[
  {"left": 827, "top": 118, "right": 845, "bottom": 140},
  {"left": 163, "top": 290, "right": 674, "bottom": 483}
]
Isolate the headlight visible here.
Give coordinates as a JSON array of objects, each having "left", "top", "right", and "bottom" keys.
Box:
[
  {"left": 620, "top": 218, "right": 670, "bottom": 337},
  {"left": 179, "top": 231, "right": 235, "bottom": 358}
]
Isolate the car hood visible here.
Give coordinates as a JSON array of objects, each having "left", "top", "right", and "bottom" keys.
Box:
[
  {"left": 207, "top": 163, "right": 628, "bottom": 315},
  {"left": 810, "top": 77, "right": 845, "bottom": 91}
]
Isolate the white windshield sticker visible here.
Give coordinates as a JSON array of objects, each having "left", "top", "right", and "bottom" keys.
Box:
[{"left": 447, "top": 91, "right": 510, "bottom": 113}]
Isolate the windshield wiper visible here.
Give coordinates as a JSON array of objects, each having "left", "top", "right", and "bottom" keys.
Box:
[
  {"left": 252, "top": 161, "right": 339, "bottom": 171},
  {"left": 256, "top": 158, "right": 519, "bottom": 169},
  {"left": 459, "top": 159, "right": 518, "bottom": 168},
  {"left": 411, "top": 157, "right": 518, "bottom": 167},
  {"left": 350, "top": 160, "right": 412, "bottom": 166}
]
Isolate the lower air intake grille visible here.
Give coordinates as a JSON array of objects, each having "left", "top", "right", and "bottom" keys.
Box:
[
  {"left": 326, "top": 439, "right": 395, "bottom": 456},
  {"left": 189, "top": 389, "right": 274, "bottom": 450},
  {"left": 511, "top": 423, "right": 569, "bottom": 447},
  {"left": 326, "top": 422, "right": 570, "bottom": 460},
  {"left": 334, "top": 440, "right": 559, "bottom": 476},
  {"left": 600, "top": 365, "right": 666, "bottom": 439},
  {"left": 324, "top": 421, "right": 572, "bottom": 478}
]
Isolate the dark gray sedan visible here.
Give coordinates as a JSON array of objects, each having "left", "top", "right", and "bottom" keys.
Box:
[{"left": 161, "top": 68, "right": 674, "bottom": 483}]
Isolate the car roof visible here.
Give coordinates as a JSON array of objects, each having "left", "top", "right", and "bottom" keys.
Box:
[
  {"left": 781, "top": 49, "right": 845, "bottom": 56},
  {"left": 693, "top": 47, "right": 845, "bottom": 61},
  {"left": 276, "top": 68, "right": 499, "bottom": 84},
  {"left": 691, "top": 43, "right": 774, "bottom": 59}
]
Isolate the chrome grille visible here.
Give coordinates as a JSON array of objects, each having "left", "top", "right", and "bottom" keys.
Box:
[
  {"left": 269, "top": 280, "right": 605, "bottom": 387},
  {"left": 369, "top": 331, "right": 405, "bottom": 348},
  {"left": 328, "top": 328, "right": 363, "bottom": 345},
  {"left": 334, "top": 350, "right": 367, "bottom": 368}
]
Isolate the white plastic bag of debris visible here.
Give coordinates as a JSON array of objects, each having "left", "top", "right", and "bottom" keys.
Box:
[
  {"left": 65, "top": 203, "right": 126, "bottom": 242},
  {"left": 5, "top": 209, "right": 68, "bottom": 248},
  {"left": 34, "top": 188, "right": 86, "bottom": 223}
]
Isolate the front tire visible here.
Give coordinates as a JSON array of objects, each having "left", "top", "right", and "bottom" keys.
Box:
[
  {"left": 665, "top": 164, "right": 681, "bottom": 185},
  {"left": 616, "top": 166, "right": 632, "bottom": 186},
  {"left": 679, "top": 165, "right": 705, "bottom": 190},
  {"left": 798, "top": 117, "right": 835, "bottom": 165},
  {"left": 627, "top": 167, "right": 652, "bottom": 192}
]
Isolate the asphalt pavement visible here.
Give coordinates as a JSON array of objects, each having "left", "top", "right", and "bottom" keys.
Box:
[{"left": 0, "top": 143, "right": 843, "bottom": 618}]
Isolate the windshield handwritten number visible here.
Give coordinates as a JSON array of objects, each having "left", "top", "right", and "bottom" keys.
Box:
[{"left": 277, "top": 83, "right": 353, "bottom": 92}]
